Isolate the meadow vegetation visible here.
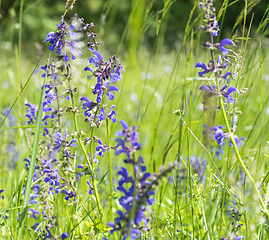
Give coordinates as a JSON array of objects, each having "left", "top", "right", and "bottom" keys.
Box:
[{"left": 0, "top": 0, "right": 269, "bottom": 239}]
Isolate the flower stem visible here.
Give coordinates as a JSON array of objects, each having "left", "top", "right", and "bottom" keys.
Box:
[
  {"left": 218, "top": 95, "right": 268, "bottom": 217},
  {"left": 105, "top": 117, "right": 114, "bottom": 221},
  {"left": 68, "top": 75, "right": 103, "bottom": 220},
  {"left": 209, "top": 32, "right": 268, "bottom": 218},
  {"left": 73, "top": 112, "right": 103, "bottom": 220}
]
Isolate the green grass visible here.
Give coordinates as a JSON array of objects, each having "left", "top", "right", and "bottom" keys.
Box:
[{"left": 1, "top": 0, "right": 269, "bottom": 239}]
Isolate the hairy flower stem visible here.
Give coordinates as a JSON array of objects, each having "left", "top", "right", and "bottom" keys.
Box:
[
  {"left": 209, "top": 32, "right": 268, "bottom": 218},
  {"left": 105, "top": 116, "right": 113, "bottom": 221},
  {"left": 68, "top": 76, "right": 103, "bottom": 220}
]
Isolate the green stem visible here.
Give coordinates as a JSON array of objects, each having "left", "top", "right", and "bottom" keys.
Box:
[
  {"left": 218, "top": 93, "right": 268, "bottom": 217},
  {"left": 105, "top": 117, "right": 114, "bottom": 221},
  {"left": 67, "top": 72, "right": 103, "bottom": 220},
  {"left": 72, "top": 111, "right": 103, "bottom": 220},
  {"left": 209, "top": 30, "right": 268, "bottom": 217}
]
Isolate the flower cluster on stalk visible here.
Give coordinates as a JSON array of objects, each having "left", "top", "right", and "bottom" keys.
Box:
[
  {"left": 19, "top": 12, "right": 126, "bottom": 238},
  {"left": 107, "top": 120, "right": 178, "bottom": 239},
  {"left": 196, "top": 0, "right": 245, "bottom": 158}
]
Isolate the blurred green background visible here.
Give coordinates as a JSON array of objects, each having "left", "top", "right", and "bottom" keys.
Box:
[
  {"left": 0, "top": 0, "right": 268, "bottom": 170},
  {"left": 0, "top": 0, "right": 268, "bottom": 56}
]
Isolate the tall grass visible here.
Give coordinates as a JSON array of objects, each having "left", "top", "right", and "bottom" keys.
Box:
[{"left": 0, "top": 0, "right": 269, "bottom": 239}]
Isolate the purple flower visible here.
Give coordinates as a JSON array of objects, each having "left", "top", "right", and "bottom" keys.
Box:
[
  {"left": 234, "top": 237, "right": 244, "bottom": 240},
  {"left": 61, "top": 232, "right": 69, "bottom": 239},
  {"left": 217, "top": 38, "right": 237, "bottom": 55},
  {"left": 107, "top": 222, "right": 116, "bottom": 233},
  {"left": 0, "top": 190, "right": 4, "bottom": 199},
  {"left": 89, "top": 49, "right": 103, "bottom": 67},
  {"left": 110, "top": 68, "right": 122, "bottom": 83},
  {"left": 84, "top": 66, "right": 94, "bottom": 80},
  {"left": 199, "top": 85, "right": 216, "bottom": 93},
  {"left": 44, "top": 167, "right": 61, "bottom": 186},
  {"left": 61, "top": 189, "right": 76, "bottom": 201},
  {"left": 69, "top": 42, "right": 82, "bottom": 60},
  {"left": 195, "top": 62, "right": 211, "bottom": 77},
  {"left": 28, "top": 208, "right": 39, "bottom": 219},
  {"left": 108, "top": 105, "right": 117, "bottom": 123},
  {"left": 223, "top": 86, "right": 238, "bottom": 103},
  {"left": 107, "top": 85, "right": 120, "bottom": 101},
  {"left": 221, "top": 72, "right": 231, "bottom": 83},
  {"left": 63, "top": 54, "right": 70, "bottom": 62},
  {"left": 199, "top": 84, "right": 238, "bottom": 104},
  {"left": 24, "top": 159, "right": 30, "bottom": 168},
  {"left": 45, "top": 227, "right": 51, "bottom": 239},
  {"left": 98, "top": 107, "right": 106, "bottom": 122},
  {"left": 212, "top": 19, "right": 219, "bottom": 37},
  {"left": 87, "top": 181, "right": 94, "bottom": 195},
  {"left": 95, "top": 139, "right": 108, "bottom": 156},
  {"left": 211, "top": 125, "right": 226, "bottom": 145},
  {"left": 43, "top": 31, "right": 54, "bottom": 42}
]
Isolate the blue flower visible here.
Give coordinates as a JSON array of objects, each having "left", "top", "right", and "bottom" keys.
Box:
[
  {"left": 24, "top": 159, "right": 30, "bottom": 168},
  {"left": 217, "top": 38, "right": 237, "bottom": 55},
  {"left": 61, "top": 189, "right": 76, "bottom": 201},
  {"left": 110, "top": 68, "right": 122, "bottom": 83},
  {"left": 199, "top": 84, "right": 238, "bottom": 104},
  {"left": 45, "top": 227, "right": 52, "bottom": 239},
  {"left": 107, "top": 222, "right": 117, "bottom": 233},
  {"left": 28, "top": 208, "right": 39, "bottom": 219},
  {"left": 89, "top": 49, "right": 103, "bottom": 67},
  {"left": 43, "top": 31, "right": 54, "bottom": 42},
  {"left": 98, "top": 107, "right": 106, "bottom": 122},
  {"left": 87, "top": 181, "right": 94, "bottom": 195},
  {"left": 0, "top": 190, "right": 4, "bottom": 199},
  {"left": 212, "top": 19, "right": 219, "bottom": 37},
  {"left": 44, "top": 166, "right": 61, "bottom": 186},
  {"left": 107, "top": 105, "right": 117, "bottom": 123},
  {"left": 107, "top": 85, "right": 120, "bottom": 101},
  {"left": 95, "top": 139, "right": 108, "bottom": 156},
  {"left": 61, "top": 232, "right": 69, "bottom": 239},
  {"left": 84, "top": 66, "right": 94, "bottom": 80},
  {"left": 69, "top": 42, "right": 82, "bottom": 60},
  {"left": 223, "top": 86, "right": 237, "bottom": 103},
  {"left": 211, "top": 125, "right": 226, "bottom": 145},
  {"left": 221, "top": 71, "right": 231, "bottom": 83},
  {"left": 195, "top": 62, "right": 211, "bottom": 77}
]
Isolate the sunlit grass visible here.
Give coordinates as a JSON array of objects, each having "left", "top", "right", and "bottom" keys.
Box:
[{"left": 0, "top": 0, "right": 269, "bottom": 239}]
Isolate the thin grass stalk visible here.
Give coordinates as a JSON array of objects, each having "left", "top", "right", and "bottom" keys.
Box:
[
  {"left": 105, "top": 117, "right": 113, "bottom": 222},
  {"left": 72, "top": 109, "right": 103, "bottom": 220},
  {"left": 0, "top": 8, "right": 69, "bottom": 129},
  {"left": 208, "top": 29, "right": 269, "bottom": 218},
  {"left": 17, "top": 73, "right": 47, "bottom": 239},
  {"left": 173, "top": 115, "right": 183, "bottom": 239}
]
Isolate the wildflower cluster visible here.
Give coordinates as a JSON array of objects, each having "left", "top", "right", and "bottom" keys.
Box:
[
  {"left": 221, "top": 207, "right": 244, "bottom": 240},
  {"left": 107, "top": 120, "right": 177, "bottom": 239},
  {"left": 19, "top": 13, "right": 124, "bottom": 238},
  {"left": 196, "top": 0, "right": 245, "bottom": 158}
]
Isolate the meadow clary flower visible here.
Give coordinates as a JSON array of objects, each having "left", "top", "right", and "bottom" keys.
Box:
[
  {"left": 217, "top": 38, "right": 237, "bottom": 55},
  {"left": 80, "top": 96, "right": 97, "bottom": 119},
  {"left": 0, "top": 190, "right": 4, "bottom": 199},
  {"left": 108, "top": 105, "right": 117, "bottom": 123},
  {"left": 212, "top": 19, "right": 219, "bottom": 37},
  {"left": 199, "top": 84, "right": 238, "bottom": 104},
  {"left": 61, "top": 232, "right": 69, "bottom": 239},
  {"left": 195, "top": 62, "right": 212, "bottom": 77},
  {"left": 211, "top": 125, "right": 226, "bottom": 145},
  {"left": 115, "top": 120, "right": 142, "bottom": 159},
  {"left": 108, "top": 120, "right": 156, "bottom": 239},
  {"left": 87, "top": 181, "right": 94, "bottom": 195},
  {"left": 28, "top": 208, "right": 39, "bottom": 219},
  {"left": 89, "top": 49, "right": 103, "bottom": 67}
]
